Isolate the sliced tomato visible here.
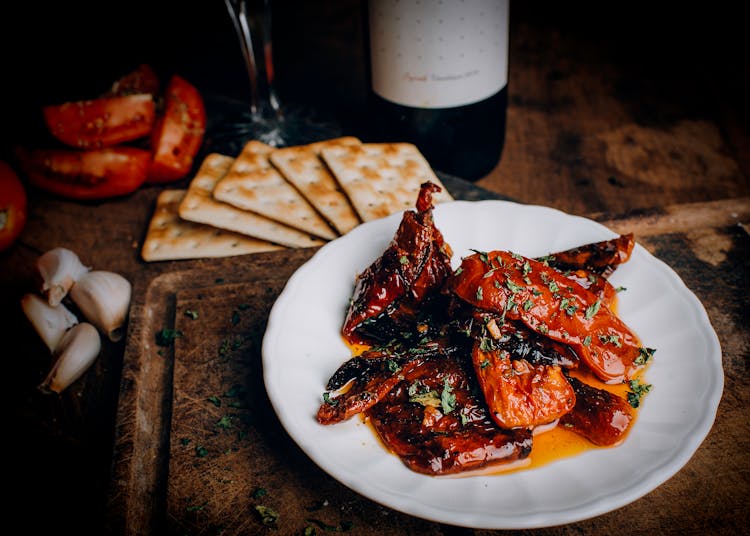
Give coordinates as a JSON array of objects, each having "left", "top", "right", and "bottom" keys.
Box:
[
  {"left": 147, "top": 75, "right": 206, "bottom": 183},
  {"left": 43, "top": 94, "right": 156, "bottom": 149},
  {"left": 0, "top": 160, "right": 28, "bottom": 251},
  {"left": 15, "top": 146, "right": 150, "bottom": 200},
  {"left": 104, "top": 63, "right": 161, "bottom": 97}
]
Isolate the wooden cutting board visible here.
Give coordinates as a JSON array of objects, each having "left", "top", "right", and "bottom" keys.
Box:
[{"left": 105, "top": 195, "right": 750, "bottom": 535}]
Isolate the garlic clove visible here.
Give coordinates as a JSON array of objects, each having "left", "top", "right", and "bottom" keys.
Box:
[
  {"left": 68, "top": 270, "right": 132, "bottom": 342},
  {"left": 21, "top": 293, "right": 79, "bottom": 353},
  {"left": 39, "top": 322, "right": 101, "bottom": 394},
  {"left": 37, "top": 247, "right": 91, "bottom": 306}
]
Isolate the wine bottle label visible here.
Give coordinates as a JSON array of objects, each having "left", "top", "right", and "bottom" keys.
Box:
[{"left": 368, "top": 0, "right": 509, "bottom": 109}]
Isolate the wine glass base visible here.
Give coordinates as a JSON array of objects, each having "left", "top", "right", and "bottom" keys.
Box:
[{"left": 202, "top": 94, "right": 345, "bottom": 156}]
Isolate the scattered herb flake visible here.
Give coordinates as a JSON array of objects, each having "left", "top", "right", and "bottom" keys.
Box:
[
  {"left": 635, "top": 347, "right": 656, "bottom": 365},
  {"left": 252, "top": 487, "right": 267, "bottom": 499},
  {"left": 585, "top": 299, "right": 601, "bottom": 319},
  {"left": 216, "top": 415, "right": 232, "bottom": 429},
  {"left": 582, "top": 335, "right": 592, "bottom": 347},
  {"left": 322, "top": 392, "right": 338, "bottom": 406},
  {"left": 231, "top": 311, "right": 241, "bottom": 325},
  {"left": 181, "top": 437, "right": 191, "bottom": 446},
  {"left": 470, "top": 249, "right": 489, "bottom": 263},
  {"left": 207, "top": 396, "right": 221, "bottom": 407},
  {"left": 440, "top": 378, "right": 457, "bottom": 414},
  {"left": 476, "top": 286, "right": 483, "bottom": 301},
  {"left": 254, "top": 505, "right": 279, "bottom": 526},
  {"left": 195, "top": 446, "right": 208, "bottom": 457},
  {"left": 627, "top": 379, "right": 652, "bottom": 408},
  {"left": 224, "top": 384, "right": 245, "bottom": 397},
  {"left": 186, "top": 501, "right": 208, "bottom": 512},
  {"left": 238, "top": 303, "right": 251, "bottom": 310},
  {"left": 184, "top": 309, "right": 199, "bottom": 320},
  {"left": 399, "top": 255, "right": 409, "bottom": 265},
  {"left": 506, "top": 278, "right": 523, "bottom": 293},
  {"left": 155, "top": 328, "right": 182, "bottom": 347},
  {"left": 409, "top": 390, "right": 441, "bottom": 408}
]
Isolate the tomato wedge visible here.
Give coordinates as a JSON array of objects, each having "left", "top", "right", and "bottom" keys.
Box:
[
  {"left": 43, "top": 94, "right": 156, "bottom": 149},
  {"left": 104, "top": 63, "right": 161, "bottom": 97},
  {"left": 15, "top": 146, "right": 150, "bottom": 200},
  {"left": 147, "top": 75, "right": 207, "bottom": 183},
  {"left": 0, "top": 160, "right": 28, "bottom": 252}
]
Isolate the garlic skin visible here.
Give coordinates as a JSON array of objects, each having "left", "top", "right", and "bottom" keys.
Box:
[
  {"left": 39, "top": 322, "right": 101, "bottom": 394},
  {"left": 21, "top": 293, "right": 79, "bottom": 353},
  {"left": 69, "top": 270, "right": 132, "bottom": 342},
  {"left": 37, "top": 247, "right": 91, "bottom": 306}
]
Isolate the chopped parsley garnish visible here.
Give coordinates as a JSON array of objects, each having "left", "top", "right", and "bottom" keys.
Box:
[
  {"left": 195, "top": 446, "right": 208, "bottom": 457},
  {"left": 399, "top": 255, "right": 409, "bottom": 265},
  {"left": 599, "top": 334, "right": 622, "bottom": 347},
  {"left": 322, "top": 392, "right": 338, "bottom": 406},
  {"left": 470, "top": 249, "right": 489, "bottom": 263},
  {"left": 635, "top": 347, "right": 656, "bottom": 365},
  {"left": 386, "top": 359, "right": 401, "bottom": 373},
  {"left": 582, "top": 335, "right": 592, "bottom": 347},
  {"left": 408, "top": 390, "right": 441, "bottom": 408},
  {"left": 476, "top": 286, "right": 483, "bottom": 300},
  {"left": 440, "top": 378, "right": 457, "bottom": 414},
  {"left": 627, "top": 379, "right": 652, "bottom": 408},
  {"left": 584, "top": 299, "right": 601, "bottom": 319},
  {"left": 506, "top": 278, "right": 523, "bottom": 293},
  {"left": 184, "top": 309, "right": 199, "bottom": 320}
]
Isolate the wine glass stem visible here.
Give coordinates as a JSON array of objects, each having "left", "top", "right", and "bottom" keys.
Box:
[{"left": 224, "top": 0, "right": 281, "bottom": 118}]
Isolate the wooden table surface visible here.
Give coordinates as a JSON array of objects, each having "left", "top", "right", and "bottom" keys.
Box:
[{"left": 2, "top": 2, "right": 748, "bottom": 534}]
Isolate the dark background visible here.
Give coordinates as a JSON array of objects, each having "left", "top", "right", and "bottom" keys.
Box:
[{"left": 2, "top": 1, "right": 747, "bottom": 156}]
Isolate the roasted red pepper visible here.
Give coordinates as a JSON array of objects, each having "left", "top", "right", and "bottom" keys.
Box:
[
  {"left": 449, "top": 250, "right": 645, "bottom": 383},
  {"left": 342, "top": 182, "right": 453, "bottom": 345},
  {"left": 472, "top": 343, "right": 576, "bottom": 429}
]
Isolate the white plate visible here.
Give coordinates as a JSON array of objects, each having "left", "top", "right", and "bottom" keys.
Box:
[{"left": 262, "top": 200, "right": 723, "bottom": 529}]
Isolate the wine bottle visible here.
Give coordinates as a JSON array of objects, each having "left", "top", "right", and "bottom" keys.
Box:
[{"left": 364, "top": 0, "right": 509, "bottom": 182}]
